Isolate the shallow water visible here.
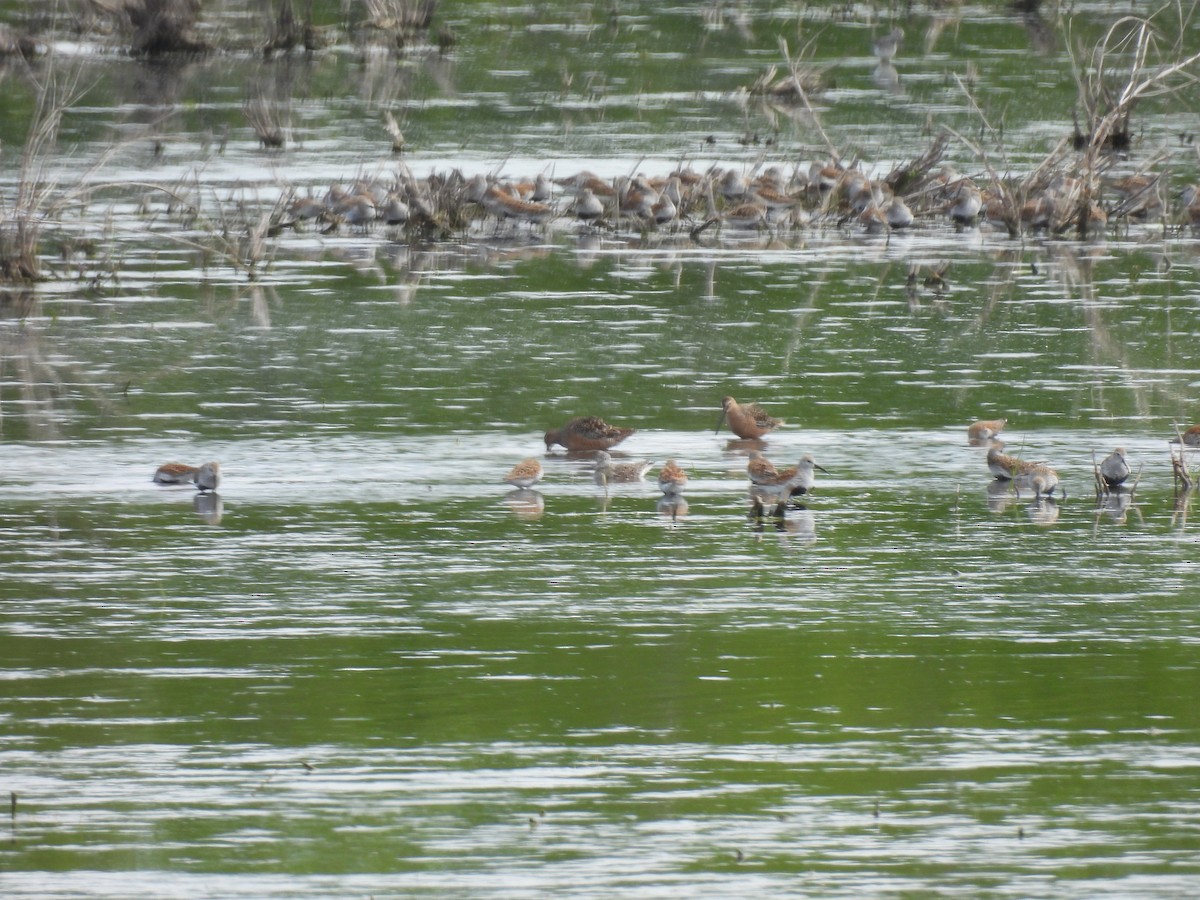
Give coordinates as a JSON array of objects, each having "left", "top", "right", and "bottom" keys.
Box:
[{"left": 3, "top": 1, "right": 1200, "bottom": 897}]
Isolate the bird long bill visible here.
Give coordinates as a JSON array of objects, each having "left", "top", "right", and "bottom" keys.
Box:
[{"left": 714, "top": 409, "right": 727, "bottom": 434}]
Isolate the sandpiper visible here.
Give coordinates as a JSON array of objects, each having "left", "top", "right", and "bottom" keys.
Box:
[
  {"left": 884, "top": 196, "right": 914, "bottom": 230},
  {"left": 573, "top": 188, "right": 605, "bottom": 225},
  {"left": 777, "top": 453, "right": 829, "bottom": 496},
  {"left": 544, "top": 416, "right": 635, "bottom": 452},
  {"left": 194, "top": 462, "right": 221, "bottom": 492},
  {"left": 872, "top": 27, "right": 904, "bottom": 63},
  {"left": 593, "top": 450, "right": 652, "bottom": 485},
  {"left": 722, "top": 202, "right": 768, "bottom": 230},
  {"left": 1015, "top": 465, "right": 1060, "bottom": 497},
  {"left": 153, "top": 462, "right": 199, "bottom": 485},
  {"left": 482, "top": 185, "right": 554, "bottom": 226},
  {"left": 947, "top": 182, "right": 983, "bottom": 226},
  {"left": 717, "top": 396, "right": 784, "bottom": 440},
  {"left": 967, "top": 418, "right": 1007, "bottom": 444},
  {"left": 504, "top": 457, "right": 544, "bottom": 489},
  {"left": 986, "top": 444, "right": 1025, "bottom": 481},
  {"left": 1098, "top": 448, "right": 1131, "bottom": 487},
  {"left": 1170, "top": 424, "right": 1200, "bottom": 447},
  {"left": 657, "top": 458, "right": 689, "bottom": 495},
  {"left": 746, "top": 450, "right": 793, "bottom": 497}
]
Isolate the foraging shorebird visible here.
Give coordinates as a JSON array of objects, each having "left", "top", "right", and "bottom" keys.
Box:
[
  {"left": 884, "top": 196, "right": 914, "bottom": 230},
  {"left": 194, "top": 462, "right": 221, "bottom": 492},
  {"left": 1098, "top": 448, "right": 1131, "bottom": 487},
  {"left": 967, "top": 418, "right": 1007, "bottom": 444},
  {"left": 776, "top": 453, "right": 829, "bottom": 497},
  {"left": 1015, "top": 464, "right": 1060, "bottom": 497},
  {"left": 504, "top": 458, "right": 544, "bottom": 489},
  {"left": 747, "top": 453, "right": 828, "bottom": 502},
  {"left": 872, "top": 27, "right": 904, "bottom": 63},
  {"left": 154, "top": 461, "right": 219, "bottom": 491},
  {"left": 947, "top": 182, "right": 983, "bottom": 226},
  {"left": 657, "top": 459, "right": 689, "bottom": 495},
  {"left": 544, "top": 416, "right": 635, "bottom": 452},
  {"left": 988, "top": 445, "right": 1060, "bottom": 497},
  {"left": 593, "top": 450, "right": 652, "bottom": 485},
  {"left": 717, "top": 396, "right": 784, "bottom": 440},
  {"left": 572, "top": 188, "right": 605, "bottom": 225},
  {"left": 986, "top": 444, "right": 1024, "bottom": 481},
  {"left": 1169, "top": 424, "right": 1200, "bottom": 447},
  {"left": 746, "top": 449, "right": 782, "bottom": 486},
  {"left": 153, "top": 462, "right": 199, "bottom": 485},
  {"left": 482, "top": 185, "right": 554, "bottom": 226},
  {"left": 722, "top": 202, "right": 768, "bottom": 230}
]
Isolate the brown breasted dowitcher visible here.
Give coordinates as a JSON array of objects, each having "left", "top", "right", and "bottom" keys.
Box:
[
  {"left": 544, "top": 416, "right": 635, "bottom": 452},
  {"left": 717, "top": 396, "right": 784, "bottom": 440}
]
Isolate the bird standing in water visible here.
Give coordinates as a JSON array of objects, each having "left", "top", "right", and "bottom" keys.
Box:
[{"left": 717, "top": 396, "right": 784, "bottom": 440}]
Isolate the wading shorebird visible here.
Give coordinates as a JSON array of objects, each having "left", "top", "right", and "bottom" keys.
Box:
[
  {"left": 657, "top": 458, "right": 689, "bottom": 495},
  {"left": 986, "top": 443, "right": 1025, "bottom": 481},
  {"left": 593, "top": 450, "right": 652, "bottom": 486},
  {"left": 544, "top": 416, "right": 635, "bottom": 452},
  {"left": 746, "top": 449, "right": 782, "bottom": 488},
  {"left": 572, "top": 188, "right": 605, "bottom": 226},
  {"left": 504, "top": 458, "right": 544, "bottom": 489},
  {"left": 153, "top": 462, "right": 199, "bottom": 485},
  {"left": 967, "top": 418, "right": 1007, "bottom": 444},
  {"left": 717, "top": 396, "right": 784, "bottom": 440},
  {"left": 1169, "top": 424, "right": 1200, "bottom": 447},
  {"left": 988, "top": 445, "right": 1060, "bottom": 497},
  {"left": 1098, "top": 448, "right": 1131, "bottom": 487},
  {"left": 1016, "top": 466, "right": 1060, "bottom": 498},
  {"left": 194, "top": 462, "right": 221, "bottom": 493},
  {"left": 947, "top": 182, "right": 983, "bottom": 227},
  {"left": 776, "top": 453, "right": 829, "bottom": 497},
  {"left": 872, "top": 27, "right": 904, "bottom": 63}
]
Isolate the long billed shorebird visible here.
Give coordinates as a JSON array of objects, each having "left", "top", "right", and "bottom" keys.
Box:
[
  {"left": 657, "top": 458, "right": 689, "bottom": 495},
  {"left": 544, "top": 416, "right": 635, "bottom": 452},
  {"left": 504, "top": 458, "right": 544, "bottom": 489},
  {"left": 967, "top": 418, "right": 1007, "bottom": 444},
  {"left": 717, "top": 396, "right": 784, "bottom": 440},
  {"left": 1098, "top": 448, "right": 1130, "bottom": 487},
  {"left": 593, "top": 450, "right": 652, "bottom": 485}
]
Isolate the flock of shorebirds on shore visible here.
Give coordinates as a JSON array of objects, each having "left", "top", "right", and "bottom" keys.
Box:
[
  {"left": 499, "top": 398, "right": 1200, "bottom": 522},
  {"left": 273, "top": 150, "right": 1200, "bottom": 242}
]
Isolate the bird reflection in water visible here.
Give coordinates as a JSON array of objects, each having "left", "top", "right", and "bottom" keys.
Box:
[
  {"left": 986, "top": 479, "right": 1017, "bottom": 514},
  {"left": 1094, "top": 491, "right": 1139, "bottom": 526},
  {"left": 193, "top": 492, "right": 223, "bottom": 525},
  {"left": 503, "top": 489, "right": 544, "bottom": 521},
  {"left": 656, "top": 495, "right": 688, "bottom": 522},
  {"left": 1024, "top": 493, "right": 1060, "bottom": 527},
  {"left": 748, "top": 493, "right": 816, "bottom": 545}
]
